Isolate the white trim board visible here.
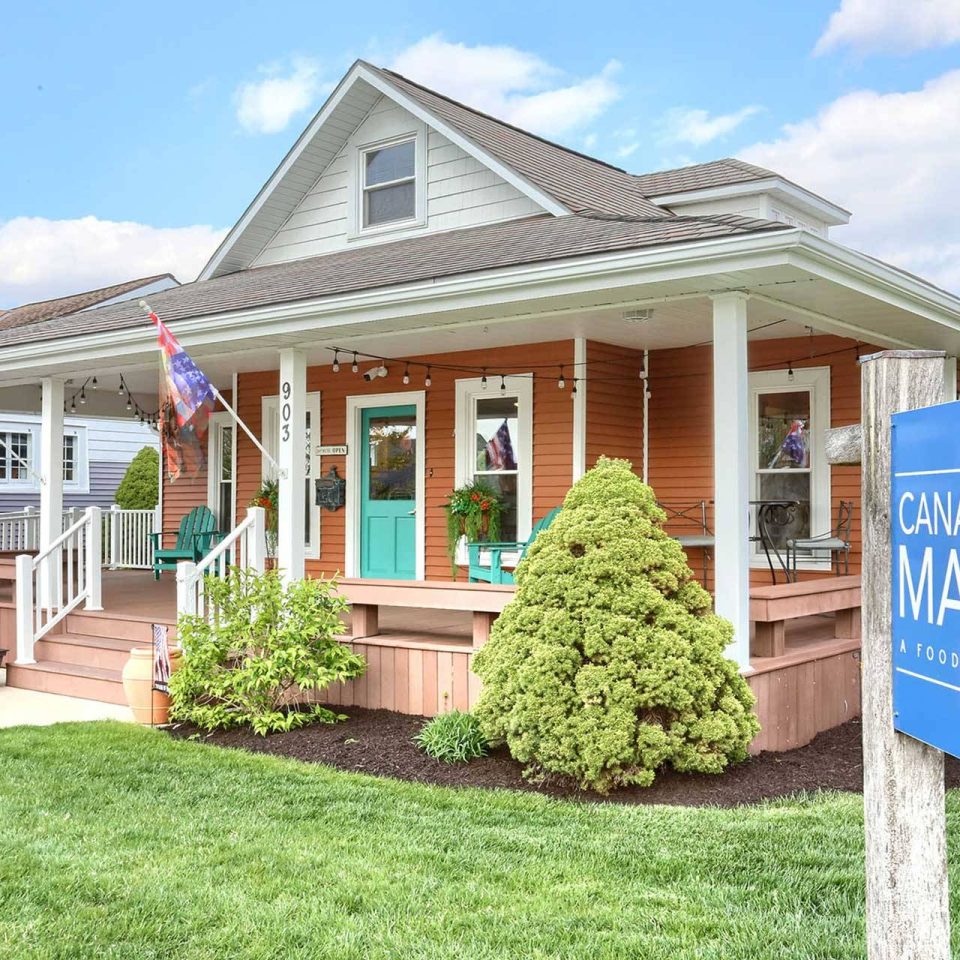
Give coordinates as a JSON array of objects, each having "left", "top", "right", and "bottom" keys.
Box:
[{"left": 345, "top": 390, "right": 426, "bottom": 580}]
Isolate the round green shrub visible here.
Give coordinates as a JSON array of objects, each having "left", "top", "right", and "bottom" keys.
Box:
[
  {"left": 415, "top": 710, "right": 489, "bottom": 763},
  {"left": 114, "top": 446, "right": 160, "bottom": 509},
  {"left": 472, "top": 456, "right": 759, "bottom": 793}
]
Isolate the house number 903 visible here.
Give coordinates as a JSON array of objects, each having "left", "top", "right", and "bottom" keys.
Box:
[{"left": 281, "top": 381, "right": 292, "bottom": 442}]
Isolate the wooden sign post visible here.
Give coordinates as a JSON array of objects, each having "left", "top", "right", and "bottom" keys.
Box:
[{"left": 829, "top": 350, "right": 951, "bottom": 958}]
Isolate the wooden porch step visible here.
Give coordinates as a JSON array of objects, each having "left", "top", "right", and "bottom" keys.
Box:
[
  {"left": 64, "top": 610, "right": 177, "bottom": 644},
  {"left": 34, "top": 634, "right": 136, "bottom": 673},
  {"left": 5, "top": 660, "right": 126, "bottom": 705}
]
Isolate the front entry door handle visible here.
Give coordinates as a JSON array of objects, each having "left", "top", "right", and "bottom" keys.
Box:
[{"left": 408, "top": 509, "right": 417, "bottom": 515}]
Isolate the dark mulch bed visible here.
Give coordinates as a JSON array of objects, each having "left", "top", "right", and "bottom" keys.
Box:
[{"left": 170, "top": 708, "right": 960, "bottom": 807}]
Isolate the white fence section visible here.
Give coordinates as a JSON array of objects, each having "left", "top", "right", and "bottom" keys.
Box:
[
  {"left": 177, "top": 507, "right": 266, "bottom": 619},
  {"left": 14, "top": 506, "right": 103, "bottom": 664},
  {"left": 0, "top": 508, "right": 83, "bottom": 552},
  {"left": 106, "top": 505, "right": 160, "bottom": 569}
]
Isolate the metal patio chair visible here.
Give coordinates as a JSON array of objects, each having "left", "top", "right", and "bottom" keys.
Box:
[
  {"left": 659, "top": 500, "right": 714, "bottom": 585},
  {"left": 786, "top": 499, "right": 853, "bottom": 579}
]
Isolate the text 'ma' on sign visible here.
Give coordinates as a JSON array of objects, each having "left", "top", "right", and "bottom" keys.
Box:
[{"left": 892, "top": 399, "right": 960, "bottom": 759}]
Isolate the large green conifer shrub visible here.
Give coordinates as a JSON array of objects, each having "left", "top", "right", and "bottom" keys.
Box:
[
  {"left": 472, "top": 457, "right": 759, "bottom": 792},
  {"left": 114, "top": 446, "right": 159, "bottom": 509}
]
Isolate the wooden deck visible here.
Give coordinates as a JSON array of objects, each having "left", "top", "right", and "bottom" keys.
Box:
[{"left": 0, "top": 570, "right": 861, "bottom": 753}]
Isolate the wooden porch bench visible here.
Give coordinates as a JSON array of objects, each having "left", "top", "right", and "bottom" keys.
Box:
[
  {"left": 750, "top": 575, "right": 861, "bottom": 658},
  {"left": 336, "top": 578, "right": 515, "bottom": 648}
]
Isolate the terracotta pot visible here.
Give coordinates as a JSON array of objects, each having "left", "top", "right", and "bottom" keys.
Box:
[{"left": 121, "top": 646, "right": 182, "bottom": 726}]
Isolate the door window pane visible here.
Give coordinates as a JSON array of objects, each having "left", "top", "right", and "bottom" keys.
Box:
[
  {"left": 368, "top": 416, "right": 416, "bottom": 500},
  {"left": 473, "top": 396, "right": 520, "bottom": 540}
]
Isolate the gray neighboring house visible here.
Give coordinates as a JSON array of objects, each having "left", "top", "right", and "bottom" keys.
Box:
[{"left": 0, "top": 275, "right": 178, "bottom": 512}]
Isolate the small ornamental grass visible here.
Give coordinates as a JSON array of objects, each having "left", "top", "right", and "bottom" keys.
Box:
[
  {"left": 415, "top": 710, "right": 489, "bottom": 763},
  {"left": 169, "top": 568, "right": 365, "bottom": 736}
]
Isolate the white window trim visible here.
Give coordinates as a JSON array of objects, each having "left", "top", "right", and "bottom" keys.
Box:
[
  {"left": 346, "top": 126, "right": 427, "bottom": 241},
  {"left": 0, "top": 421, "right": 88, "bottom": 494},
  {"left": 454, "top": 375, "right": 533, "bottom": 566},
  {"left": 262, "top": 393, "right": 321, "bottom": 559},
  {"left": 345, "top": 391, "right": 425, "bottom": 580},
  {"left": 207, "top": 412, "right": 236, "bottom": 530},
  {"left": 748, "top": 366, "right": 831, "bottom": 571}
]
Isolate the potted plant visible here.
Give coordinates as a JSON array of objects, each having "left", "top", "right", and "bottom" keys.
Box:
[
  {"left": 444, "top": 480, "right": 502, "bottom": 576},
  {"left": 250, "top": 477, "right": 279, "bottom": 558}
]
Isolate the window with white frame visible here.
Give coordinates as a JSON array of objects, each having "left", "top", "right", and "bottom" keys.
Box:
[
  {"left": 361, "top": 138, "right": 416, "bottom": 228},
  {"left": 62, "top": 434, "right": 77, "bottom": 483},
  {"left": 262, "top": 394, "right": 321, "bottom": 557},
  {"left": 455, "top": 376, "right": 533, "bottom": 550},
  {"left": 0, "top": 431, "right": 30, "bottom": 481},
  {"left": 0, "top": 424, "right": 86, "bottom": 489},
  {"left": 749, "top": 367, "right": 830, "bottom": 565}
]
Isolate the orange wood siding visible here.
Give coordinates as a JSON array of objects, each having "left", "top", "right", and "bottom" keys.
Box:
[
  {"left": 230, "top": 341, "right": 574, "bottom": 581},
  {"left": 646, "top": 335, "right": 872, "bottom": 587},
  {"left": 585, "top": 340, "right": 644, "bottom": 469}
]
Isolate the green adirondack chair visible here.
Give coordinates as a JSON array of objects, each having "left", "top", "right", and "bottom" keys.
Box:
[
  {"left": 467, "top": 507, "right": 561, "bottom": 585},
  {"left": 150, "top": 506, "right": 220, "bottom": 579}
]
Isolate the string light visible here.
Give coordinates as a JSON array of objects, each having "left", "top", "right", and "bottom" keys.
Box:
[
  {"left": 481, "top": 369, "right": 488, "bottom": 390},
  {"left": 787, "top": 362, "right": 795, "bottom": 382},
  {"left": 118, "top": 379, "right": 124, "bottom": 396},
  {"left": 79, "top": 388, "right": 86, "bottom": 405},
  {"left": 558, "top": 366, "right": 566, "bottom": 390},
  {"left": 332, "top": 350, "right": 340, "bottom": 373},
  {"left": 402, "top": 364, "right": 411, "bottom": 385},
  {"left": 499, "top": 375, "right": 506, "bottom": 393},
  {"left": 351, "top": 352, "right": 359, "bottom": 374},
  {"left": 425, "top": 366, "right": 432, "bottom": 388},
  {"left": 571, "top": 379, "right": 578, "bottom": 397},
  {"left": 91, "top": 377, "right": 98, "bottom": 391},
  {"left": 125, "top": 395, "right": 133, "bottom": 411}
]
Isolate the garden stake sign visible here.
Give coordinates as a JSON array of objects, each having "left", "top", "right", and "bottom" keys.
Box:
[{"left": 829, "top": 350, "right": 951, "bottom": 959}]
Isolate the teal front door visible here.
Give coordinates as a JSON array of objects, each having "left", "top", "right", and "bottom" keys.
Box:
[{"left": 360, "top": 405, "right": 417, "bottom": 579}]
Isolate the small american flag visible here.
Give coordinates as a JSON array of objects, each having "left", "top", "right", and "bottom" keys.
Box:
[{"left": 152, "top": 624, "right": 171, "bottom": 694}]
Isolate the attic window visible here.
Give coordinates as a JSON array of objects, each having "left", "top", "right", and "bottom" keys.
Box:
[{"left": 362, "top": 138, "right": 416, "bottom": 228}]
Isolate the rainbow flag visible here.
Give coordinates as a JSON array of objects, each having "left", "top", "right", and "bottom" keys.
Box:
[{"left": 150, "top": 311, "right": 215, "bottom": 481}]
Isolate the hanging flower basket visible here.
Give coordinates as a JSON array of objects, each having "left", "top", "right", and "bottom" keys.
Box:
[
  {"left": 250, "top": 478, "right": 279, "bottom": 557},
  {"left": 444, "top": 481, "right": 503, "bottom": 576}
]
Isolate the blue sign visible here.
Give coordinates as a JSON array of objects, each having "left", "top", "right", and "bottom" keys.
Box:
[{"left": 892, "top": 400, "right": 960, "bottom": 758}]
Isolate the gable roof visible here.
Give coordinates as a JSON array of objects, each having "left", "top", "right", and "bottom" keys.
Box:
[
  {"left": 631, "top": 158, "right": 775, "bottom": 197},
  {"left": 199, "top": 60, "right": 670, "bottom": 281},
  {"left": 0, "top": 274, "right": 178, "bottom": 331},
  {"left": 4, "top": 212, "right": 789, "bottom": 349}
]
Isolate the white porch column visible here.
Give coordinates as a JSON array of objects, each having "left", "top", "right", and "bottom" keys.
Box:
[
  {"left": 39, "top": 377, "right": 64, "bottom": 608},
  {"left": 277, "top": 349, "right": 306, "bottom": 583},
  {"left": 711, "top": 293, "right": 751, "bottom": 669},
  {"left": 572, "top": 337, "right": 587, "bottom": 481}
]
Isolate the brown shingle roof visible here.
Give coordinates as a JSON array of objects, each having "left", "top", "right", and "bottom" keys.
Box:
[
  {"left": 375, "top": 65, "right": 669, "bottom": 220},
  {"left": 0, "top": 274, "right": 177, "bottom": 331},
  {"left": 631, "top": 158, "right": 776, "bottom": 197},
  {"left": 0, "top": 213, "right": 789, "bottom": 349}
]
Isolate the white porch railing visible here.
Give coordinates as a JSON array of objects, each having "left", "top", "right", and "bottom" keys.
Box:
[
  {"left": 105, "top": 505, "right": 160, "bottom": 569},
  {"left": 14, "top": 506, "right": 103, "bottom": 664},
  {"left": 176, "top": 507, "right": 266, "bottom": 619}
]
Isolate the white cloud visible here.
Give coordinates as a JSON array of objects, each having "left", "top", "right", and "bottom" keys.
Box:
[
  {"left": 815, "top": 0, "right": 960, "bottom": 55},
  {"left": 740, "top": 70, "right": 960, "bottom": 292},
  {"left": 661, "top": 105, "right": 761, "bottom": 146},
  {"left": 389, "top": 35, "right": 620, "bottom": 138},
  {"left": 235, "top": 58, "right": 328, "bottom": 135},
  {"left": 0, "top": 216, "right": 226, "bottom": 308}
]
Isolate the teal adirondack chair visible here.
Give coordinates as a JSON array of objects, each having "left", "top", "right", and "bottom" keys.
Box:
[
  {"left": 467, "top": 507, "right": 561, "bottom": 585},
  {"left": 150, "top": 506, "right": 220, "bottom": 579}
]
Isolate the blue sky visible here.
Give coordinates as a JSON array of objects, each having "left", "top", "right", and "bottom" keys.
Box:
[{"left": 2, "top": 0, "right": 959, "bottom": 306}]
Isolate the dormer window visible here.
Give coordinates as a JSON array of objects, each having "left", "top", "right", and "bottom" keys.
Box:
[{"left": 362, "top": 138, "right": 416, "bottom": 228}]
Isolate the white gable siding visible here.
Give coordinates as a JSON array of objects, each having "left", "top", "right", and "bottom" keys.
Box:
[
  {"left": 252, "top": 96, "right": 543, "bottom": 267},
  {"left": 664, "top": 194, "right": 829, "bottom": 237}
]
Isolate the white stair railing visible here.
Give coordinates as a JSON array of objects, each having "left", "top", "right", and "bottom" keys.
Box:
[
  {"left": 176, "top": 506, "right": 266, "bottom": 619},
  {"left": 0, "top": 507, "right": 81, "bottom": 552},
  {"left": 14, "top": 506, "right": 103, "bottom": 664},
  {"left": 106, "top": 505, "right": 158, "bottom": 569}
]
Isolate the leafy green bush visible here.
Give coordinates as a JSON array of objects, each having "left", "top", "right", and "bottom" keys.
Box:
[
  {"left": 472, "top": 457, "right": 759, "bottom": 793},
  {"left": 415, "top": 711, "right": 489, "bottom": 763},
  {"left": 114, "top": 446, "right": 159, "bottom": 509},
  {"left": 169, "top": 568, "right": 365, "bottom": 735}
]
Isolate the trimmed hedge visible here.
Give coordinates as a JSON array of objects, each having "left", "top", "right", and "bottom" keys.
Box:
[
  {"left": 472, "top": 456, "right": 759, "bottom": 793},
  {"left": 114, "top": 446, "right": 159, "bottom": 509}
]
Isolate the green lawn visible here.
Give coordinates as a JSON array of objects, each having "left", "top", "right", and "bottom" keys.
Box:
[{"left": 0, "top": 724, "right": 957, "bottom": 960}]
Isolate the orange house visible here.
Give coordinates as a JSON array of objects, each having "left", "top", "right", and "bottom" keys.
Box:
[{"left": 4, "top": 61, "right": 960, "bottom": 752}]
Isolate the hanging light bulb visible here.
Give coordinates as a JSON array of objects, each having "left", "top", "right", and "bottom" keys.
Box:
[
  {"left": 402, "top": 364, "right": 410, "bottom": 385},
  {"left": 500, "top": 375, "right": 506, "bottom": 393},
  {"left": 558, "top": 366, "right": 566, "bottom": 390},
  {"left": 351, "top": 352, "right": 359, "bottom": 374},
  {"left": 571, "top": 379, "right": 578, "bottom": 397},
  {"left": 125, "top": 395, "right": 133, "bottom": 411},
  {"left": 91, "top": 376, "right": 98, "bottom": 391},
  {"left": 70, "top": 399, "right": 77, "bottom": 413},
  {"left": 79, "top": 388, "right": 86, "bottom": 405},
  {"left": 425, "top": 366, "right": 432, "bottom": 388},
  {"left": 481, "top": 369, "right": 488, "bottom": 390},
  {"left": 787, "top": 363, "right": 795, "bottom": 382},
  {"left": 332, "top": 350, "right": 340, "bottom": 373},
  {"left": 118, "top": 378, "right": 124, "bottom": 396}
]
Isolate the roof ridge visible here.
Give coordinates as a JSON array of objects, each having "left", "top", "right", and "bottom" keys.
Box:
[{"left": 372, "top": 64, "right": 632, "bottom": 177}]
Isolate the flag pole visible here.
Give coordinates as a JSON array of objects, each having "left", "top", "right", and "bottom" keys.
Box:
[{"left": 139, "top": 301, "right": 285, "bottom": 478}]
